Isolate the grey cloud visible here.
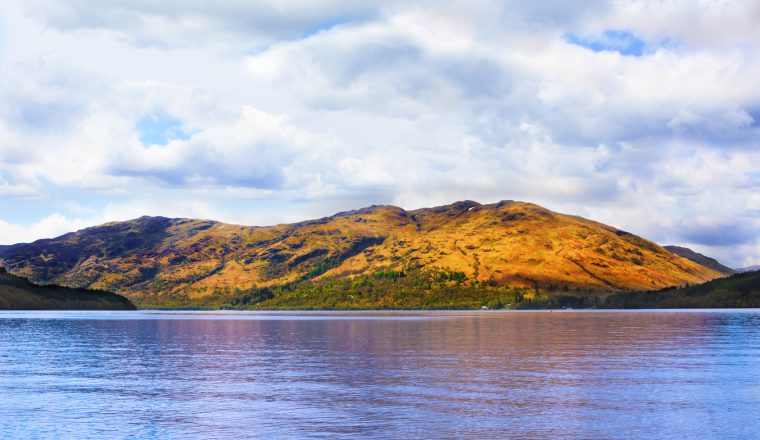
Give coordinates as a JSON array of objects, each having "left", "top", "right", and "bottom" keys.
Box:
[
  {"left": 109, "top": 136, "right": 295, "bottom": 189},
  {"left": 317, "top": 41, "right": 423, "bottom": 87},
  {"left": 268, "top": 29, "right": 513, "bottom": 116},
  {"left": 500, "top": 0, "right": 612, "bottom": 28},
  {"left": 409, "top": 0, "right": 614, "bottom": 34},
  {"left": 438, "top": 58, "right": 509, "bottom": 99},
  {"left": 255, "top": 18, "right": 755, "bottom": 159},
  {"left": 679, "top": 223, "right": 756, "bottom": 247},
  {"left": 24, "top": 0, "right": 385, "bottom": 48},
  {"left": 0, "top": 66, "right": 99, "bottom": 134},
  {"left": 112, "top": 163, "right": 286, "bottom": 189},
  {"left": 4, "top": 98, "right": 83, "bottom": 132},
  {"left": 746, "top": 106, "right": 760, "bottom": 128},
  {"left": 25, "top": 0, "right": 614, "bottom": 44}
]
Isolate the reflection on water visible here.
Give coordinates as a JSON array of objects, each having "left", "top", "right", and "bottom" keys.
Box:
[{"left": 1, "top": 311, "right": 759, "bottom": 439}]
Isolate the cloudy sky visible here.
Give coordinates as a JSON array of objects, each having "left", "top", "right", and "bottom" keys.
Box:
[{"left": 0, "top": 0, "right": 758, "bottom": 267}]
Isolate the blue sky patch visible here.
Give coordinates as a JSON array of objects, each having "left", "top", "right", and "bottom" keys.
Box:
[
  {"left": 565, "top": 30, "right": 646, "bottom": 56},
  {"left": 136, "top": 112, "right": 191, "bottom": 146},
  {"left": 747, "top": 107, "right": 760, "bottom": 127},
  {"left": 301, "top": 16, "right": 359, "bottom": 39}
]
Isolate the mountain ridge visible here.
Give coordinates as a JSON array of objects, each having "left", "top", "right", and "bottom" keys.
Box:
[
  {"left": 0, "top": 200, "right": 723, "bottom": 307},
  {"left": 663, "top": 245, "right": 736, "bottom": 276}
]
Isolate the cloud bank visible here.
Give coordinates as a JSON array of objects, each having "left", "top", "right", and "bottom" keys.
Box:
[{"left": 0, "top": 0, "right": 758, "bottom": 267}]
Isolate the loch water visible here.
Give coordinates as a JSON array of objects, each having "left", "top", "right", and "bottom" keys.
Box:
[{"left": 1, "top": 310, "right": 759, "bottom": 439}]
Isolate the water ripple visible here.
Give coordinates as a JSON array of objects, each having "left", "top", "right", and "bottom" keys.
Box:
[{"left": 1, "top": 310, "right": 759, "bottom": 439}]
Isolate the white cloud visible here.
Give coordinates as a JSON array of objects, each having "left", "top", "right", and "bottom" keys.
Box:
[
  {"left": 0, "top": 213, "right": 94, "bottom": 244},
  {"left": 0, "top": 0, "right": 758, "bottom": 267}
]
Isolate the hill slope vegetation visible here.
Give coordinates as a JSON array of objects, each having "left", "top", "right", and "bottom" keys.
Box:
[
  {"left": 0, "top": 200, "right": 721, "bottom": 308},
  {"left": 603, "top": 270, "right": 760, "bottom": 308},
  {"left": 0, "top": 269, "right": 136, "bottom": 310}
]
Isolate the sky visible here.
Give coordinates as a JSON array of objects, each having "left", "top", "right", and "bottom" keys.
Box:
[{"left": 0, "top": 0, "right": 758, "bottom": 268}]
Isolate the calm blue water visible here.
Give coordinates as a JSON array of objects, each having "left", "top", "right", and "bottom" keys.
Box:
[{"left": 1, "top": 310, "right": 759, "bottom": 439}]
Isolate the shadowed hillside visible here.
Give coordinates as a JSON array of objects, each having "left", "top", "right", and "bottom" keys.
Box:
[
  {"left": 0, "top": 269, "right": 136, "bottom": 310},
  {"left": 603, "top": 270, "right": 760, "bottom": 308},
  {"left": 0, "top": 200, "right": 722, "bottom": 308},
  {"left": 664, "top": 246, "right": 736, "bottom": 276}
]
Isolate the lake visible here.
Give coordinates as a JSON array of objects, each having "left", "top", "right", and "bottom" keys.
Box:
[{"left": 1, "top": 310, "right": 759, "bottom": 439}]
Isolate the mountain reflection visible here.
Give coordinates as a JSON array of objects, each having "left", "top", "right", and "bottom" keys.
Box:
[{"left": 1, "top": 311, "right": 759, "bottom": 439}]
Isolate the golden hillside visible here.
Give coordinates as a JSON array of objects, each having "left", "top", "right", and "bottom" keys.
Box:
[{"left": 0, "top": 200, "right": 721, "bottom": 303}]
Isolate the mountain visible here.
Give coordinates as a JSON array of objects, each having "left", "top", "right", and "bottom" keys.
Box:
[
  {"left": 663, "top": 246, "right": 736, "bottom": 276},
  {"left": 0, "top": 268, "right": 135, "bottom": 310},
  {"left": 0, "top": 200, "right": 722, "bottom": 308},
  {"left": 736, "top": 265, "right": 760, "bottom": 273},
  {"left": 603, "top": 270, "right": 760, "bottom": 308}
]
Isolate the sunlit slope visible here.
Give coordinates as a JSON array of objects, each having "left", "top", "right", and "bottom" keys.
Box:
[{"left": 0, "top": 200, "right": 721, "bottom": 302}]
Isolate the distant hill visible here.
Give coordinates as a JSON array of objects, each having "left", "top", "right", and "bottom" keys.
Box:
[
  {"left": 0, "top": 200, "right": 722, "bottom": 309},
  {"left": 0, "top": 269, "right": 135, "bottom": 310},
  {"left": 664, "top": 246, "right": 736, "bottom": 276},
  {"left": 737, "top": 265, "right": 760, "bottom": 273},
  {"left": 603, "top": 269, "right": 760, "bottom": 308}
]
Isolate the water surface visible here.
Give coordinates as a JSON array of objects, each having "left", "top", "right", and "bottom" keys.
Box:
[{"left": 1, "top": 310, "right": 759, "bottom": 439}]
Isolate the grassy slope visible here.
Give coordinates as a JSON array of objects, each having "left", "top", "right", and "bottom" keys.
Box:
[
  {"left": 0, "top": 200, "right": 721, "bottom": 308},
  {"left": 0, "top": 269, "right": 136, "bottom": 310},
  {"left": 138, "top": 270, "right": 536, "bottom": 310}
]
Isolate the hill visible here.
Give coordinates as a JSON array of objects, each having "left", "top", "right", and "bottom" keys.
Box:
[
  {"left": 663, "top": 246, "right": 736, "bottom": 275},
  {"left": 0, "top": 269, "right": 136, "bottom": 310},
  {"left": 737, "top": 265, "right": 760, "bottom": 273},
  {"left": 0, "top": 200, "right": 722, "bottom": 308},
  {"left": 603, "top": 269, "right": 760, "bottom": 308}
]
